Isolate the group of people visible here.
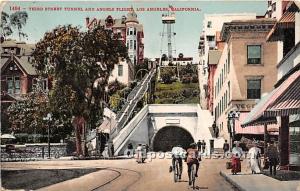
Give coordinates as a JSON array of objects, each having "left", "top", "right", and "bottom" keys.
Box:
[
  {"left": 126, "top": 143, "right": 149, "bottom": 163},
  {"left": 170, "top": 143, "right": 201, "bottom": 186},
  {"left": 229, "top": 140, "right": 279, "bottom": 176}
]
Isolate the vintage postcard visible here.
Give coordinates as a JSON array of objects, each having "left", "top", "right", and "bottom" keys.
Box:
[{"left": 1, "top": 0, "right": 300, "bottom": 190}]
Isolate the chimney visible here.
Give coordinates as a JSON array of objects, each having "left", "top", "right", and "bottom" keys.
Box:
[{"left": 85, "top": 17, "right": 90, "bottom": 27}]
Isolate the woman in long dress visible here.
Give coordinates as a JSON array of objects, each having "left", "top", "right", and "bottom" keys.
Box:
[
  {"left": 248, "top": 142, "right": 261, "bottom": 174},
  {"left": 231, "top": 141, "right": 243, "bottom": 175}
]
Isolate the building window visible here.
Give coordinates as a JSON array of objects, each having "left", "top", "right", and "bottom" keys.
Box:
[
  {"left": 272, "top": 3, "right": 276, "bottom": 12},
  {"left": 14, "top": 76, "right": 20, "bottom": 94},
  {"left": 7, "top": 76, "right": 21, "bottom": 94},
  {"left": 228, "top": 81, "right": 230, "bottom": 101},
  {"left": 207, "top": 36, "right": 215, "bottom": 42},
  {"left": 7, "top": 77, "right": 13, "bottom": 94},
  {"left": 118, "top": 65, "right": 123, "bottom": 76},
  {"left": 130, "top": 28, "right": 133, "bottom": 35},
  {"left": 127, "top": 41, "right": 129, "bottom": 48},
  {"left": 247, "top": 79, "right": 261, "bottom": 99},
  {"left": 134, "top": 40, "right": 136, "bottom": 50},
  {"left": 224, "top": 61, "right": 227, "bottom": 77},
  {"left": 225, "top": 90, "right": 228, "bottom": 108},
  {"left": 32, "top": 78, "right": 48, "bottom": 91},
  {"left": 221, "top": 69, "right": 223, "bottom": 85},
  {"left": 207, "top": 21, "right": 212, "bottom": 28},
  {"left": 134, "top": 28, "right": 136, "bottom": 35},
  {"left": 130, "top": 40, "right": 133, "bottom": 50},
  {"left": 247, "top": 45, "right": 261, "bottom": 64},
  {"left": 227, "top": 50, "right": 230, "bottom": 74}
]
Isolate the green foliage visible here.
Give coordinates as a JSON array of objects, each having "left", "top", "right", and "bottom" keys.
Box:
[
  {"left": 160, "top": 67, "right": 176, "bottom": 84},
  {"left": 109, "top": 92, "right": 122, "bottom": 112},
  {"left": 7, "top": 91, "right": 49, "bottom": 132},
  {"left": 0, "top": 11, "right": 28, "bottom": 40},
  {"left": 32, "top": 25, "right": 128, "bottom": 129},
  {"left": 155, "top": 81, "right": 199, "bottom": 104},
  {"left": 108, "top": 80, "right": 126, "bottom": 96}
]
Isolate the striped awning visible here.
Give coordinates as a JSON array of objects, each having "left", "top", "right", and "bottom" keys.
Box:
[
  {"left": 236, "top": 112, "right": 279, "bottom": 135},
  {"left": 266, "top": 11, "right": 295, "bottom": 41},
  {"left": 242, "top": 70, "right": 300, "bottom": 127},
  {"left": 264, "top": 75, "right": 300, "bottom": 117}
]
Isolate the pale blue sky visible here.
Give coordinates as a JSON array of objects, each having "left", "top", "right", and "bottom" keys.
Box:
[{"left": 2, "top": 1, "right": 267, "bottom": 61}]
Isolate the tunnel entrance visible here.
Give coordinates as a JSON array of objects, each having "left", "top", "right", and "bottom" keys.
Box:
[{"left": 152, "top": 126, "right": 194, "bottom": 152}]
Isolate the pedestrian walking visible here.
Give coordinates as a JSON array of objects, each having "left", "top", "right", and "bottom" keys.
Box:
[
  {"left": 127, "top": 143, "right": 133, "bottom": 157},
  {"left": 223, "top": 140, "right": 229, "bottom": 157},
  {"left": 197, "top": 140, "right": 202, "bottom": 152},
  {"left": 136, "top": 144, "right": 143, "bottom": 163},
  {"left": 248, "top": 141, "right": 261, "bottom": 174},
  {"left": 201, "top": 140, "right": 206, "bottom": 153},
  {"left": 215, "top": 127, "right": 219, "bottom": 138},
  {"left": 231, "top": 141, "right": 243, "bottom": 175},
  {"left": 266, "top": 141, "right": 279, "bottom": 176},
  {"left": 110, "top": 143, "right": 114, "bottom": 157}
]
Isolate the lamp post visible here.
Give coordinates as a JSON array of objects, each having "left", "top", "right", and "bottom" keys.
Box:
[
  {"left": 227, "top": 110, "right": 240, "bottom": 151},
  {"left": 43, "top": 113, "right": 52, "bottom": 159}
]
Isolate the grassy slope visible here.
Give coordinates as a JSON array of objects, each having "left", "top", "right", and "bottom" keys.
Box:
[{"left": 154, "top": 81, "right": 199, "bottom": 104}]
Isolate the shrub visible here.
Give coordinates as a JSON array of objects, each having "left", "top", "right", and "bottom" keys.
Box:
[
  {"left": 182, "top": 76, "right": 191, "bottom": 84},
  {"left": 160, "top": 67, "right": 176, "bottom": 84},
  {"left": 192, "top": 75, "right": 198, "bottom": 83}
]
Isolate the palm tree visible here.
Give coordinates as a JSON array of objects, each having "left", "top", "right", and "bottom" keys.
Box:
[
  {"left": 0, "top": 11, "right": 28, "bottom": 41},
  {"left": 0, "top": 11, "right": 13, "bottom": 39},
  {"left": 10, "top": 11, "right": 28, "bottom": 41}
]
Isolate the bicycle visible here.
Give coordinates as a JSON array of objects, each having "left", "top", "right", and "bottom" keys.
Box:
[
  {"left": 190, "top": 163, "right": 197, "bottom": 189},
  {"left": 173, "top": 159, "right": 181, "bottom": 182}
]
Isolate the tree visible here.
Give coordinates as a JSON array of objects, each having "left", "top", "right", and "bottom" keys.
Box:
[
  {"left": 0, "top": 11, "right": 28, "bottom": 40},
  {"left": 32, "top": 25, "right": 127, "bottom": 156},
  {"left": 108, "top": 80, "right": 126, "bottom": 96},
  {"left": 0, "top": 12, "right": 13, "bottom": 39},
  {"left": 7, "top": 89, "right": 49, "bottom": 135},
  {"left": 160, "top": 67, "right": 175, "bottom": 84}
]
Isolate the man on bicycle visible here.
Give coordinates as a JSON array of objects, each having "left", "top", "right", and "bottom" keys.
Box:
[
  {"left": 186, "top": 143, "right": 201, "bottom": 185},
  {"left": 171, "top": 145, "right": 186, "bottom": 180}
]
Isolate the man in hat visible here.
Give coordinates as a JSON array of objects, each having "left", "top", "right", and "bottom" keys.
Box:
[{"left": 248, "top": 141, "right": 261, "bottom": 174}]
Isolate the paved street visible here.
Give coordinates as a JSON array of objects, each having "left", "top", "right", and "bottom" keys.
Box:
[{"left": 2, "top": 156, "right": 236, "bottom": 191}]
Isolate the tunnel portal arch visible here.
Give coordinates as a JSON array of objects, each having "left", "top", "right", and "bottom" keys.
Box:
[{"left": 152, "top": 126, "right": 195, "bottom": 152}]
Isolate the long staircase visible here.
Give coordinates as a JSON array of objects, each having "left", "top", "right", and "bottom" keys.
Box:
[{"left": 110, "top": 69, "right": 156, "bottom": 139}]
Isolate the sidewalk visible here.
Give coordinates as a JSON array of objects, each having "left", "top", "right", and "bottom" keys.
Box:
[{"left": 220, "top": 170, "right": 300, "bottom": 191}]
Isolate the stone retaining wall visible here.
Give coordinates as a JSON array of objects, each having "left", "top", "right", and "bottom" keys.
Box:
[{"left": 1, "top": 143, "right": 67, "bottom": 161}]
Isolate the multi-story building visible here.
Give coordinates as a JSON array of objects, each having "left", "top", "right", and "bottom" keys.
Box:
[
  {"left": 243, "top": 1, "right": 300, "bottom": 169},
  {"left": 1, "top": 40, "right": 48, "bottom": 99},
  {"left": 198, "top": 13, "right": 257, "bottom": 109},
  {"left": 1, "top": 40, "right": 49, "bottom": 132},
  {"left": 86, "top": 9, "right": 144, "bottom": 65},
  {"left": 85, "top": 9, "right": 144, "bottom": 85},
  {"left": 265, "top": 0, "right": 291, "bottom": 19},
  {"left": 213, "top": 18, "right": 278, "bottom": 141}
]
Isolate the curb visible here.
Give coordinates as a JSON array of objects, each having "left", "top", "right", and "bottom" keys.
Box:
[
  {"left": 73, "top": 156, "right": 132, "bottom": 160},
  {"left": 219, "top": 171, "right": 246, "bottom": 191}
]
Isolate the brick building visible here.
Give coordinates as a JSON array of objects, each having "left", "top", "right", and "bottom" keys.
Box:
[{"left": 213, "top": 19, "right": 279, "bottom": 142}]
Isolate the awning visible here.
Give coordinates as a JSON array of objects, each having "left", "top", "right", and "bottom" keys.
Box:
[
  {"left": 264, "top": 75, "right": 300, "bottom": 117},
  {"left": 98, "top": 118, "right": 117, "bottom": 134},
  {"left": 266, "top": 11, "right": 295, "bottom": 41},
  {"left": 242, "top": 70, "right": 300, "bottom": 127},
  {"left": 235, "top": 112, "right": 279, "bottom": 135}
]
